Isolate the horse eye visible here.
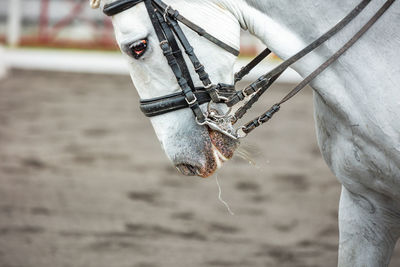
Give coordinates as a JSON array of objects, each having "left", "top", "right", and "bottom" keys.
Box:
[{"left": 129, "top": 39, "right": 148, "bottom": 59}]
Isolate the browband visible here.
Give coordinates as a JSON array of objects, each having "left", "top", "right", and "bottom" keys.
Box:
[{"left": 103, "top": 0, "right": 144, "bottom": 16}]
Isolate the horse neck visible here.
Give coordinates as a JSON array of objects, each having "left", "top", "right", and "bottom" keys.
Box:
[
  {"left": 223, "top": 0, "right": 398, "bottom": 118},
  {"left": 232, "top": 0, "right": 363, "bottom": 69},
  {"left": 231, "top": 0, "right": 400, "bottom": 151}
]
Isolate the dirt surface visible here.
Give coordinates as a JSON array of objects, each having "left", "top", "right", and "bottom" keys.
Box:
[{"left": 0, "top": 70, "right": 399, "bottom": 267}]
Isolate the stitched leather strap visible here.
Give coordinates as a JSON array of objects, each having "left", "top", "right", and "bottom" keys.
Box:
[
  {"left": 140, "top": 87, "right": 235, "bottom": 117},
  {"left": 103, "top": 0, "right": 145, "bottom": 16},
  {"left": 234, "top": 48, "right": 272, "bottom": 84},
  {"left": 162, "top": 14, "right": 220, "bottom": 101},
  {"left": 144, "top": 0, "right": 206, "bottom": 122},
  {"left": 140, "top": 89, "right": 211, "bottom": 117},
  {"left": 154, "top": 8, "right": 195, "bottom": 91},
  {"left": 151, "top": 0, "right": 239, "bottom": 56}
]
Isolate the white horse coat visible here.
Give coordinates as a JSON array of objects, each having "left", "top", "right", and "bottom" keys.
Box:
[
  {"left": 92, "top": 0, "right": 400, "bottom": 266},
  {"left": 240, "top": 1, "right": 400, "bottom": 266}
]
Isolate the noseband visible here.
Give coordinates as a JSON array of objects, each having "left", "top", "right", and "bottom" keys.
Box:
[{"left": 103, "top": 0, "right": 394, "bottom": 139}]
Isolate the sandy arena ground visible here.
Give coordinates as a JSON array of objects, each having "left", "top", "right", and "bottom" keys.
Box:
[{"left": 0, "top": 70, "right": 399, "bottom": 267}]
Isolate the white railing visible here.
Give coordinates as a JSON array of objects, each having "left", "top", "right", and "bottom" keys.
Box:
[{"left": 3, "top": 48, "right": 301, "bottom": 83}]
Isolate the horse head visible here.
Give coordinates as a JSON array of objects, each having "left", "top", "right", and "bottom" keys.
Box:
[{"left": 91, "top": 0, "right": 241, "bottom": 177}]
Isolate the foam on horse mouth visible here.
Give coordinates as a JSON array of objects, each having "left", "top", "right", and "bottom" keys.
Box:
[
  {"left": 208, "top": 127, "right": 239, "bottom": 160},
  {"left": 174, "top": 127, "right": 239, "bottom": 178},
  {"left": 212, "top": 143, "right": 227, "bottom": 169},
  {"left": 192, "top": 127, "right": 239, "bottom": 178}
]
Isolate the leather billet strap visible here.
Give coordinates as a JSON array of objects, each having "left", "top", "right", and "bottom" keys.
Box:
[
  {"left": 143, "top": 0, "right": 208, "bottom": 123},
  {"left": 153, "top": 5, "right": 196, "bottom": 91},
  {"left": 161, "top": 12, "right": 219, "bottom": 102}
]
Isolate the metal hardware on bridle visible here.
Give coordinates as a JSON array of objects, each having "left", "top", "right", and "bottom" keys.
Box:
[
  {"left": 163, "top": 5, "right": 171, "bottom": 22},
  {"left": 103, "top": 0, "right": 394, "bottom": 140},
  {"left": 208, "top": 96, "right": 232, "bottom": 119},
  {"left": 104, "top": 0, "right": 240, "bottom": 138}
]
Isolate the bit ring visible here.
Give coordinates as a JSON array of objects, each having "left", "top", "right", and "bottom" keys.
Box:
[{"left": 207, "top": 97, "right": 232, "bottom": 119}]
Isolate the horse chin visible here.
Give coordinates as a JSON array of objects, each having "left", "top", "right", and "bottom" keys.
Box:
[{"left": 175, "top": 127, "right": 239, "bottom": 178}]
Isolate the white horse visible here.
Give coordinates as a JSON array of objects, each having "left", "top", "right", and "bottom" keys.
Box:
[{"left": 91, "top": 0, "right": 400, "bottom": 266}]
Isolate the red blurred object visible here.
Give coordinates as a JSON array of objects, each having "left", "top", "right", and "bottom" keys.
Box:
[
  {"left": 0, "top": 0, "right": 118, "bottom": 50},
  {"left": 0, "top": 0, "right": 269, "bottom": 55}
]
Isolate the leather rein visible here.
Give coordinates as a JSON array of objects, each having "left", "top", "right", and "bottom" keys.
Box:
[{"left": 103, "top": 0, "right": 394, "bottom": 140}]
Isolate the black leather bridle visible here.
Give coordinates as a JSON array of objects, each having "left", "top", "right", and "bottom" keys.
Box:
[{"left": 103, "top": 0, "right": 394, "bottom": 139}]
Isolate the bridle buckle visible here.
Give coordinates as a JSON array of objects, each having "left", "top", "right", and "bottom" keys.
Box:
[
  {"left": 163, "top": 5, "right": 171, "bottom": 22},
  {"left": 242, "top": 89, "right": 251, "bottom": 98},
  {"left": 185, "top": 94, "right": 197, "bottom": 105},
  {"left": 204, "top": 83, "right": 213, "bottom": 89}
]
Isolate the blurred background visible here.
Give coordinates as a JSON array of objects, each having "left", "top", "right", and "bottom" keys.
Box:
[{"left": 0, "top": 1, "right": 399, "bottom": 267}]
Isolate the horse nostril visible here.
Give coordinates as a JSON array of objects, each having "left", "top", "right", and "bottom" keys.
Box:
[{"left": 175, "top": 163, "right": 199, "bottom": 176}]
